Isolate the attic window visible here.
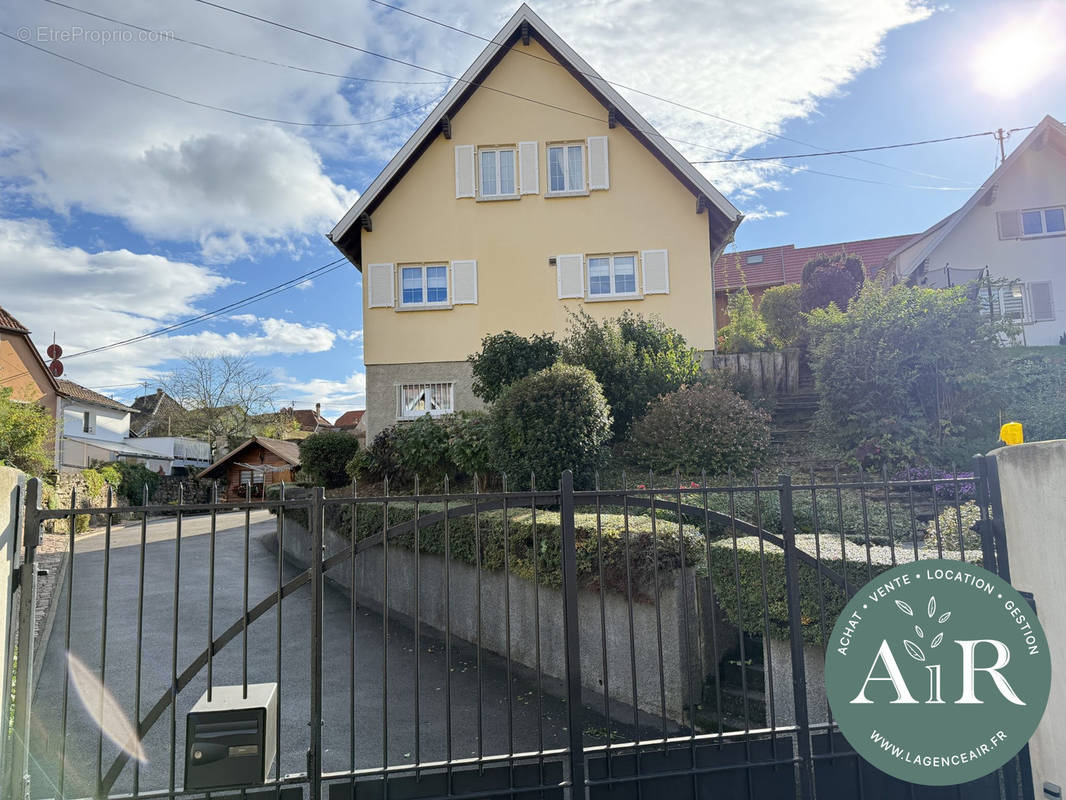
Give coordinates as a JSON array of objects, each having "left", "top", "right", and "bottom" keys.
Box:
[
  {"left": 478, "top": 147, "right": 518, "bottom": 199},
  {"left": 746, "top": 255, "right": 764, "bottom": 264},
  {"left": 1020, "top": 206, "right": 1066, "bottom": 237}
]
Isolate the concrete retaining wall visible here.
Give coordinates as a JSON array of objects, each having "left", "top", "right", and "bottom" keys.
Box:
[
  {"left": 764, "top": 637, "right": 828, "bottom": 728},
  {"left": 0, "top": 466, "right": 24, "bottom": 781},
  {"left": 706, "top": 348, "right": 801, "bottom": 395},
  {"left": 991, "top": 440, "right": 1066, "bottom": 799},
  {"left": 277, "top": 512, "right": 707, "bottom": 721}
]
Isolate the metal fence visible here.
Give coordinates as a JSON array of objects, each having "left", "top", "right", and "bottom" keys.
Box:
[{"left": 4, "top": 457, "right": 1033, "bottom": 800}]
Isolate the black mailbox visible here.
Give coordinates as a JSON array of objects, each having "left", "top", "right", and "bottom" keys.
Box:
[{"left": 184, "top": 683, "right": 277, "bottom": 791}]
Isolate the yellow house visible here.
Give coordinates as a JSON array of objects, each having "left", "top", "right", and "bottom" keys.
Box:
[{"left": 330, "top": 4, "right": 742, "bottom": 438}]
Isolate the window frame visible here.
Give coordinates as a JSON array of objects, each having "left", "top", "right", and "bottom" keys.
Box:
[
  {"left": 545, "top": 142, "right": 587, "bottom": 197},
  {"left": 585, "top": 252, "right": 641, "bottom": 300},
  {"left": 476, "top": 146, "right": 519, "bottom": 200},
  {"left": 398, "top": 263, "right": 450, "bottom": 309},
  {"left": 81, "top": 410, "right": 94, "bottom": 434},
  {"left": 397, "top": 382, "right": 455, "bottom": 420},
  {"left": 1019, "top": 205, "right": 1066, "bottom": 238}
]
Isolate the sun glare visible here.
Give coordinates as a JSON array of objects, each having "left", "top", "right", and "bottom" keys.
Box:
[{"left": 972, "top": 16, "right": 1062, "bottom": 99}]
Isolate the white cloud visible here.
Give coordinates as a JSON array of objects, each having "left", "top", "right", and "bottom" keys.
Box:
[
  {"left": 277, "top": 372, "right": 367, "bottom": 419},
  {"left": 0, "top": 218, "right": 341, "bottom": 387}
]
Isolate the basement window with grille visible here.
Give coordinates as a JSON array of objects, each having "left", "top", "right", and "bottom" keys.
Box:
[{"left": 398, "top": 382, "right": 454, "bottom": 419}]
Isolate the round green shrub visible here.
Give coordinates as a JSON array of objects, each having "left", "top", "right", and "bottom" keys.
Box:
[
  {"left": 759, "top": 283, "right": 804, "bottom": 348},
  {"left": 443, "top": 411, "right": 493, "bottom": 481},
  {"left": 468, "top": 331, "right": 560, "bottom": 402},
  {"left": 800, "top": 252, "right": 865, "bottom": 312},
  {"left": 489, "top": 364, "right": 611, "bottom": 489},
  {"left": 299, "top": 432, "right": 361, "bottom": 489},
  {"left": 625, "top": 384, "right": 771, "bottom": 476}
]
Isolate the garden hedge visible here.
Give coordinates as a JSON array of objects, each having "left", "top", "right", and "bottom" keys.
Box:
[{"left": 708, "top": 535, "right": 970, "bottom": 646}]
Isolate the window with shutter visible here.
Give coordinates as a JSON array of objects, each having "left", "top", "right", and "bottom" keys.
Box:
[
  {"left": 518, "top": 141, "right": 539, "bottom": 195},
  {"left": 366, "top": 263, "right": 395, "bottom": 308},
  {"left": 1030, "top": 281, "right": 1055, "bottom": 321},
  {"left": 556, "top": 254, "right": 584, "bottom": 298},
  {"left": 454, "top": 145, "right": 475, "bottom": 198},
  {"left": 641, "top": 250, "right": 670, "bottom": 295},
  {"left": 996, "top": 210, "right": 1021, "bottom": 239},
  {"left": 450, "top": 260, "right": 478, "bottom": 304},
  {"left": 546, "top": 142, "right": 585, "bottom": 195},
  {"left": 587, "top": 135, "right": 609, "bottom": 190}
]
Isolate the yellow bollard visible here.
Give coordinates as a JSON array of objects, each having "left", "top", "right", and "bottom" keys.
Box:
[{"left": 999, "top": 421, "right": 1024, "bottom": 445}]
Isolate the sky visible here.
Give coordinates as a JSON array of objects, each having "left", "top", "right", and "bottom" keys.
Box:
[{"left": 1, "top": 0, "right": 1064, "bottom": 419}]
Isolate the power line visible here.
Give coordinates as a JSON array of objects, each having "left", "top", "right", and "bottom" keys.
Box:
[
  {"left": 363, "top": 0, "right": 966, "bottom": 185},
  {"left": 65, "top": 258, "right": 350, "bottom": 360},
  {"left": 40, "top": 0, "right": 451, "bottom": 86},
  {"left": 0, "top": 31, "right": 446, "bottom": 127},
  {"left": 691, "top": 131, "right": 997, "bottom": 164}
]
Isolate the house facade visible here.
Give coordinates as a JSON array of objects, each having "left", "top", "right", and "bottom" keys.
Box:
[
  {"left": 196, "top": 436, "right": 300, "bottom": 501},
  {"left": 714, "top": 233, "right": 918, "bottom": 324},
  {"left": 329, "top": 4, "right": 741, "bottom": 438},
  {"left": 887, "top": 115, "right": 1066, "bottom": 346},
  {"left": 54, "top": 380, "right": 163, "bottom": 471}
]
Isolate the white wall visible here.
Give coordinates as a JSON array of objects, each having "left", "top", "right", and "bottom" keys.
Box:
[
  {"left": 60, "top": 400, "right": 130, "bottom": 442},
  {"left": 921, "top": 144, "right": 1066, "bottom": 345},
  {"left": 992, "top": 440, "right": 1066, "bottom": 797}
]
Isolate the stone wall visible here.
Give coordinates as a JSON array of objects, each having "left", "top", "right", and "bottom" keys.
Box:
[
  {"left": 706, "top": 348, "right": 801, "bottom": 395},
  {"left": 152, "top": 476, "right": 214, "bottom": 505},
  {"left": 43, "top": 470, "right": 127, "bottom": 531}
]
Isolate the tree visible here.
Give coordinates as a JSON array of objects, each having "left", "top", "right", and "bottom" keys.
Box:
[
  {"left": 800, "top": 253, "right": 865, "bottom": 312},
  {"left": 561, "top": 310, "right": 701, "bottom": 440},
  {"left": 160, "top": 353, "right": 277, "bottom": 454},
  {"left": 299, "top": 432, "right": 361, "bottom": 489},
  {"left": 806, "top": 282, "right": 1010, "bottom": 467},
  {"left": 468, "top": 331, "right": 560, "bottom": 402},
  {"left": 716, "top": 285, "right": 769, "bottom": 353},
  {"left": 0, "top": 387, "right": 54, "bottom": 475},
  {"left": 758, "top": 283, "right": 804, "bottom": 348}
]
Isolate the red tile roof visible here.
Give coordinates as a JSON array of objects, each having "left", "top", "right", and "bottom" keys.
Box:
[
  {"left": 714, "top": 233, "right": 920, "bottom": 291},
  {"left": 333, "top": 410, "right": 365, "bottom": 428},
  {"left": 280, "top": 407, "right": 336, "bottom": 432},
  {"left": 0, "top": 305, "right": 30, "bottom": 334},
  {"left": 57, "top": 379, "right": 135, "bottom": 412}
]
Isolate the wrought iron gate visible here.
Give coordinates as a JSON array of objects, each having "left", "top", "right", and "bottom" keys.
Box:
[{"left": 4, "top": 459, "right": 1035, "bottom": 800}]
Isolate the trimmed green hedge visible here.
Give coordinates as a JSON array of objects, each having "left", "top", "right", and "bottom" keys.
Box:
[
  {"left": 313, "top": 501, "right": 704, "bottom": 598},
  {"left": 709, "top": 535, "right": 971, "bottom": 646}
]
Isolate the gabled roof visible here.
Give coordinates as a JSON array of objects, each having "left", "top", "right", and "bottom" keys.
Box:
[
  {"left": 891, "top": 115, "right": 1066, "bottom": 278},
  {"left": 57, "top": 379, "right": 134, "bottom": 412},
  {"left": 196, "top": 436, "right": 301, "bottom": 480},
  {"left": 715, "top": 233, "right": 919, "bottom": 291},
  {"left": 0, "top": 305, "right": 30, "bottom": 334},
  {"left": 0, "top": 304, "right": 60, "bottom": 394},
  {"left": 329, "top": 3, "right": 741, "bottom": 266},
  {"left": 279, "top": 407, "right": 336, "bottom": 432},
  {"left": 333, "top": 410, "right": 365, "bottom": 428}
]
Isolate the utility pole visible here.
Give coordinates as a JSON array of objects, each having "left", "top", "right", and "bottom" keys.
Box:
[{"left": 994, "top": 128, "right": 1008, "bottom": 165}]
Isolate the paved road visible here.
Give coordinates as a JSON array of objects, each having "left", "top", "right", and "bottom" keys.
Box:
[{"left": 28, "top": 510, "right": 637, "bottom": 798}]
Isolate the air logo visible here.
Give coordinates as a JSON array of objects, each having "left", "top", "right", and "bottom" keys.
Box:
[{"left": 824, "top": 560, "right": 1050, "bottom": 786}]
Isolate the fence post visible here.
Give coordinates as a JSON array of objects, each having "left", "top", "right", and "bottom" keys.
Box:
[
  {"left": 308, "top": 486, "right": 324, "bottom": 800},
  {"left": 779, "top": 475, "right": 814, "bottom": 800},
  {"left": 559, "top": 471, "right": 585, "bottom": 799},
  {"left": 983, "top": 456, "right": 1012, "bottom": 582},
  {"left": 972, "top": 455, "right": 999, "bottom": 573},
  {"left": 8, "top": 478, "right": 40, "bottom": 800}
]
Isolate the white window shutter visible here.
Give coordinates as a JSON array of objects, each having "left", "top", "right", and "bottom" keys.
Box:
[
  {"left": 455, "top": 145, "right": 475, "bottom": 198},
  {"left": 997, "top": 210, "right": 1021, "bottom": 239},
  {"left": 556, "top": 254, "right": 584, "bottom": 299},
  {"left": 587, "top": 135, "right": 609, "bottom": 190},
  {"left": 518, "top": 141, "right": 539, "bottom": 195},
  {"left": 641, "top": 250, "right": 670, "bottom": 294},
  {"left": 451, "top": 260, "right": 478, "bottom": 305},
  {"left": 366, "top": 263, "right": 395, "bottom": 308},
  {"left": 1031, "top": 280, "right": 1055, "bottom": 321}
]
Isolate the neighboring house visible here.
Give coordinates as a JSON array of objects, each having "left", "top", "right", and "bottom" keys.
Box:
[
  {"left": 0, "top": 306, "right": 61, "bottom": 462},
  {"left": 54, "top": 380, "right": 163, "bottom": 471},
  {"left": 196, "top": 436, "right": 301, "bottom": 500},
  {"left": 887, "top": 115, "right": 1066, "bottom": 345},
  {"left": 129, "top": 388, "right": 187, "bottom": 436},
  {"left": 328, "top": 4, "right": 742, "bottom": 439},
  {"left": 333, "top": 409, "right": 367, "bottom": 446},
  {"left": 714, "top": 233, "right": 919, "bottom": 324},
  {"left": 134, "top": 437, "right": 212, "bottom": 476},
  {"left": 284, "top": 403, "right": 336, "bottom": 434}
]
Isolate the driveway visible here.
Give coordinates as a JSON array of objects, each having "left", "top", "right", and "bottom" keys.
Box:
[{"left": 29, "top": 509, "right": 633, "bottom": 798}]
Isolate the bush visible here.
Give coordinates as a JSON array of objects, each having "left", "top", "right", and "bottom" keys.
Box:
[
  {"left": 923, "top": 501, "right": 983, "bottom": 554},
  {"left": 0, "top": 386, "right": 54, "bottom": 475},
  {"left": 443, "top": 411, "right": 493, "bottom": 482},
  {"left": 625, "top": 384, "right": 771, "bottom": 476},
  {"left": 489, "top": 364, "right": 611, "bottom": 489},
  {"left": 709, "top": 535, "right": 971, "bottom": 646},
  {"left": 561, "top": 310, "right": 701, "bottom": 440},
  {"left": 468, "top": 331, "right": 561, "bottom": 402},
  {"left": 806, "top": 282, "right": 1009, "bottom": 469},
  {"left": 759, "top": 284, "right": 804, "bottom": 348},
  {"left": 392, "top": 415, "right": 450, "bottom": 487},
  {"left": 299, "top": 432, "right": 361, "bottom": 489},
  {"left": 800, "top": 253, "right": 865, "bottom": 312},
  {"left": 717, "top": 286, "right": 769, "bottom": 353},
  {"left": 347, "top": 425, "right": 409, "bottom": 485},
  {"left": 997, "top": 347, "right": 1066, "bottom": 442},
  {"left": 108, "top": 461, "right": 161, "bottom": 506}
]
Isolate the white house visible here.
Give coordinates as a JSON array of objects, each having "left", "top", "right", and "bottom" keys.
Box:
[
  {"left": 887, "top": 115, "right": 1066, "bottom": 346},
  {"left": 55, "top": 380, "right": 160, "bottom": 471},
  {"left": 134, "top": 436, "right": 212, "bottom": 476}
]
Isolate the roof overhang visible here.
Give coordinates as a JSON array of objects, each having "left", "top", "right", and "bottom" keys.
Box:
[{"left": 328, "top": 3, "right": 742, "bottom": 268}]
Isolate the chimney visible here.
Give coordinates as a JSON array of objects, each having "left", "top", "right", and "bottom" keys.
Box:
[{"left": 315, "top": 402, "right": 321, "bottom": 417}]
